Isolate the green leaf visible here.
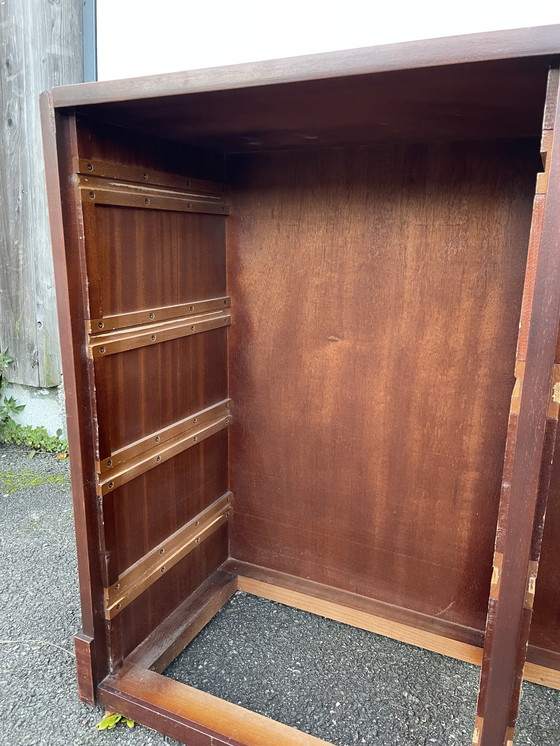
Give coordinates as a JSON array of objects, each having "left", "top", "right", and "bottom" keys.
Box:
[
  {"left": 124, "top": 718, "right": 135, "bottom": 728},
  {"left": 96, "top": 713, "right": 123, "bottom": 730}
]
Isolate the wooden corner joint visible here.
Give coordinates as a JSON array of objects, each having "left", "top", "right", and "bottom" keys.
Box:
[
  {"left": 524, "top": 560, "right": 539, "bottom": 611},
  {"left": 489, "top": 552, "right": 504, "bottom": 601}
]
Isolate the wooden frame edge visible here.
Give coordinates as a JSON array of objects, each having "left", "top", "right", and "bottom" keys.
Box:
[
  {"left": 52, "top": 25, "right": 560, "bottom": 109},
  {"left": 92, "top": 563, "right": 560, "bottom": 746},
  {"left": 227, "top": 560, "right": 560, "bottom": 690},
  {"left": 99, "top": 665, "right": 332, "bottom": 746}
]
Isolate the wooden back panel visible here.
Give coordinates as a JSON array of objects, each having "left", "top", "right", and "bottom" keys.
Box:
[{"left": 228, "top": 141, "right": 537, "bottom": 634}]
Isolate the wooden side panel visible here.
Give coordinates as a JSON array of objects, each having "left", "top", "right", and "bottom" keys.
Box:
[
  {"left": 228, "top": 140, "right": 536, "bottom": 633},
  {"left": 108, "top": 431, "right": 229, "bottom": 574},
  {"left": 41, "top": 102, "right": 110, "bottom": 696},
  {"left": 110, "top": 525, "right": 229, "bottom": 664},
  {"left": 95, "top": 331, "right": 228, "bottom": 456},
  {"left": 85, "top": 206, "right": 226, "bottom": 318},
  {"left": 43, "top": 109, "right": 230, "bottom": 692},
  {"left": 474, "top": 68, "right": 560, "bottom": 746}
]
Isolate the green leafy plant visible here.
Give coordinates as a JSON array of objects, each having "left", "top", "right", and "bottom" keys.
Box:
[
  {"left": 0, "top": 349, "right": 68, "bottom": 455},
  {"left": 0, "top": 421, "right": 68, "bottom": 454},
  {"left": 96, "top": 712, "right": 135, "bottom": 730},
  {"left": 0, "top": 349, "right": 24, "bottom": 426}
]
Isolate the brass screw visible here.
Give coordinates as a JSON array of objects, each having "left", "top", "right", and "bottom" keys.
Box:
[
  {"left": 144, "top": 197, "right": 150, "bottom": 205},
  {"left": 149, "top": 312, "right": 155, "bottom": 319},
  {"left": 159, "top": 548, "right": 164, "bottom": 555},
  {"left": 156, "top": 456, "right": 161, "bottom": 462},
  {"left": 107, "top": 460, "right": 112, "bottom": 467},
  {"left": 99, "top": 346, "right": 105, "bottom": 354},
  {"left": 98, "top": 321, "right": 104, "bottom": 328},
  {"left": 193, "top": 418, "right": 198, "bottom": 424},
  {"left": 151, "top": 335, "right": 156, "bottom": 341},
  {"left": 191, "top": 325, "right": 195, "bottom": 331},
  {"left": 115, "top": 583, "right": 120, "bottom": 590},
  {"left": 108, "top": 481, "right": 114, "bottom": 489},
  {"left": 155, "top": 436, "right": 160, "bottom": 443},
  {"left": 87, "top": 163, "right": 93, "bottom": 171},
  {"left": 89, "top": 190, "right": 95, "bottom": 198}
]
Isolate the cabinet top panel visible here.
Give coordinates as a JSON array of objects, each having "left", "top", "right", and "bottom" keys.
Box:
[{"left": 49, "top": 25, "right": 560, "bottom": 151}]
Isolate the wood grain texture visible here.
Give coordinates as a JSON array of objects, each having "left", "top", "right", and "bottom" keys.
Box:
[
  {"left": 95, "top": 329, "right": 228, "bottom": 458},
  {"left": 112, "top": 524, "right": 229, "bottom": 665},
  {"left": 83, "top": 205, "right": 226, "bottom": 319},
  {"left": 475, "top": 70, "right": 560, "bottom": 746},
  {"left": 224, "top": 559, "right": 560, "bottom": 690},
  {"left": 0, "top": 0, "right": 82, "bottom": 386},
  {"left": 74, "top": 633, "right": 95, "bottom": 705},
  {"left": 228, "top": 141, "right": 536, "bottom": 633},
  {"left": 105, "top": 493, "right": 232, "bottom": 619},
  {"left": 126, "top": 569, "right": 237, "bottom": 672},
  {"left": 41, "top": 104, "right": 110, "bottom": 691},
  {"left": 99, "top": 665, "right": 332, "bottom": 746},
  {"left": 53, "top": 25, "right": 559, "bottom": 112},
  {"left": 59, "top": 59, "right": 553, "bottom": 154}
]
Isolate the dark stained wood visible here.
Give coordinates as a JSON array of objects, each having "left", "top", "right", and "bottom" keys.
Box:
[
  {"left": 95, "top": 330, "right": 228, "bottom": 457},
  {"left": 228, "top": 141, "right": 536, "bottom": 633},
  {"left": 99, "top": 665, "right": 332, "bottom": 746},
  {"left": 75, "top": 117, "right": 225, "bottom": 182},
  {"left": 112, "top": 525, "right": 229, "bottom": 664},
  {"left": 51, "top": 28, "right": 560, "bottom": 151},
  {"left": 105, "top": 493, "right": 232, "bottom": 619},
  {"left": 57, "top": 59, "right": 553, "bottom": 153},
  {"left": 475, "top": 69, "right": 560, "bottom": 746},
  {"left": 83, "top": 206, "right": 226, "bottom": 319},
  {"left": 42, "top": 25, "right": 560, "bottom": 746},
  {"left": 40, "top": 98, "right": 110, "bottom": 692},
  {"left": 126, "top": 569, "right": 237, "bottom": 671},
  {"left": 73, "top": 633, "right": 95, "bottom": 705},
  {"left": 103, "top": 429, "right": 228, "bottom": 588},
  {"left": 224, "top": 559, "right": 484, "bottom": 651}
]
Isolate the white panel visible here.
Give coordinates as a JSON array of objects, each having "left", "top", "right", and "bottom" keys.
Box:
[{"left": 97, "top": 0, "right": 560, "bottom": 81}]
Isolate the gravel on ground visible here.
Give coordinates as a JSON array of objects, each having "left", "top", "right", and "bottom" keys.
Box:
[{"left": 1, "top": 441, "right": 559, "bottom": 746}]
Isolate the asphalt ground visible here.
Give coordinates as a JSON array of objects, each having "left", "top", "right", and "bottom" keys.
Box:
[{"left": 1, "top": 441, "right": 559, "bottom": 745}]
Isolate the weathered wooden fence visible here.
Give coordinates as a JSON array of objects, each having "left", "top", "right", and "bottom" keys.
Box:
[{"left": 0, "top": 0, "right": 83, "bottom": 388}]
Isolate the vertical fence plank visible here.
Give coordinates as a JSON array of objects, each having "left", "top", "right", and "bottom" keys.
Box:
[{"left": 0, "top": 0, "right": 83, "bottom": 387}]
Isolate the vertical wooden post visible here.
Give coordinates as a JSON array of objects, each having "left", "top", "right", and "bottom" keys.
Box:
[
  {"left": 0, "top": 0, "right": 82, "bottom": 387},
  {"left": 474, "top": 67, "right": 560, "bottom": 746}
]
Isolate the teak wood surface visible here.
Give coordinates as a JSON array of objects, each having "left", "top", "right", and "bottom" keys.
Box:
[{"left": 41, "top": 25, "right": 560, "bottom": 746}]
